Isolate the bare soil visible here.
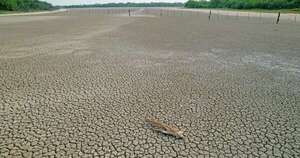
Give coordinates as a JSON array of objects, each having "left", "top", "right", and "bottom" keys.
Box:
[{"left": 0, "top": 8, "right": 299, "bottom": 157}]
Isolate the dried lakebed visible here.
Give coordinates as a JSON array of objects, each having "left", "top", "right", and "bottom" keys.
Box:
[{"left": 0, "top": 9, "right": 300, "bottom": 157}]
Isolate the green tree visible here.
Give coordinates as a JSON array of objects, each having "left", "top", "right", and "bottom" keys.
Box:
[
  {"left": 0, "top": 0, "right": 53, "bottom": 11},
  {"left": 184, "top": 0, "right": 300, "bottom": 9}
]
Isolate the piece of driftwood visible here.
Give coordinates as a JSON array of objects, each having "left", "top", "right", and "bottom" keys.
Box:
[{"left": 146, "top": 118, "right": 184, "bottom": 138}]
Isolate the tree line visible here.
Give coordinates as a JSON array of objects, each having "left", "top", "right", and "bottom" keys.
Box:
[
  {"left": 0, "top": 0, "right": 53, "bottom": 11},
  {"left": 64, "top": 2, "right": 184, "bottom": 8},
  {"left": 185, "top": 0, "right": 300, "bottom": 9}
]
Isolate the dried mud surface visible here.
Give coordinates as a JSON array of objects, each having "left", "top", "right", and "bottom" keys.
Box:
[{"left": 0, "top": 9, "right": 300, "bottom": 157}]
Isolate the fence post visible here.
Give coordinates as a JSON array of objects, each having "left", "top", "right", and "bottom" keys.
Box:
[
  {"left": 259, "top": 12, "right": 262, "bottom": 21},
  {"left": 276, "top": 12, "right": 280, "bottom": 24},
  {"left": 248, "top": 12, "right": 250, "bottom": 20}
]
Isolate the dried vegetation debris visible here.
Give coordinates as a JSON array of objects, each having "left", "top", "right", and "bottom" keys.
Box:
[{"left": 146, "top": 118, "right": 184, "bottom": 139}]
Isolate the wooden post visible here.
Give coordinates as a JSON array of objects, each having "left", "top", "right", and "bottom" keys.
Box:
[
  {"left": 248, "top": 12, "right": 250, "bottom": 20},
  {"left": 259, "top": 12, "right": 262, "bottom": 21},
  {"left": 276, "top": 12, "right": 280, "bottom": 24},
  {"left": 208, "top": 10, "right": 212, "bottom": 21}
]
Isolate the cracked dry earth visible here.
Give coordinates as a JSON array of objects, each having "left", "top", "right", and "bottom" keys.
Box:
[{"left": 0, "top": 9, "right": 300, "bottom": 157}]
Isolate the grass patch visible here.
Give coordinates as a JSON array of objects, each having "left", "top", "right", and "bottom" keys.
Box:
[
  {"left": 0, "top": 9, "right": 53, "bottom": 15},
  {"left": 0, "top": 10, "right": 23, "bottom": 14},
  {"left": 212, "top": 8, "right": 300, "bottom": 14}
]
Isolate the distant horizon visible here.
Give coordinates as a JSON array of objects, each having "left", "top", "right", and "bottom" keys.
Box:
[{"left": 43, "top": 0, "right": 186, "bottom": 6}]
